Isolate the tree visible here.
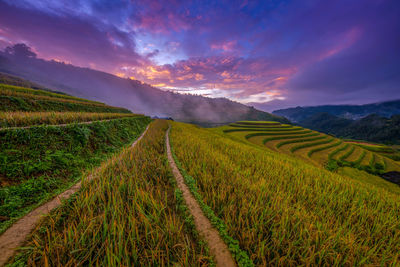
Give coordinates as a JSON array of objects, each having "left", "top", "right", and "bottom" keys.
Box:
[{"left": 4, "top": 43, "right": 37, "bottom": 58}]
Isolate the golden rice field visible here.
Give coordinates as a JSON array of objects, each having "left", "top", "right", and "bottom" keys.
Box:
[
  {"left": 9, "top": 120, "right": 212, "bottom": 266},
  {"left": 0, "top": 111, "right": 143, "bottom": 128},
  {"left": 170, "top": 121, "right": 400, "bottom": 265},
  {"left": 5, "top": 118, "right": 400, "bottom": 266},
  {"left": 0, "top": 83, "right": 131, "bottom": 114},
  {"left": 0, "top": 88, "right": 111, "bottom": 107},
  {"left": 0, "top": 84, "right": 103, "bottom": 104},
  {"left": 222, "top": 121, "right": 400, "bottom": 174}
]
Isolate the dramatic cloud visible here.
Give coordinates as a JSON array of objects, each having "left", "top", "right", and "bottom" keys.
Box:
[{"left": 1, "top": 0, "right": 399, "bottom": 111}]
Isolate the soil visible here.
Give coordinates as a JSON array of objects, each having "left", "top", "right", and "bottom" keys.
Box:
[
  {"left": 0, "top": 124, "right": 150, "bottom": 266},
  {"left": 165, "top": 127, "right": 236, "bottom": 267}
]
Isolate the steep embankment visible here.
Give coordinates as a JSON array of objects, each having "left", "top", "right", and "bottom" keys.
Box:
[
  {"left": 0, "top": 124, "right": 150, "bottom": 266},
  {"left": 0, "top": 83, "right": 151, "bottom": 234},
  {"left": 7, "top": 120, "right": 212, "bottom": 266}
]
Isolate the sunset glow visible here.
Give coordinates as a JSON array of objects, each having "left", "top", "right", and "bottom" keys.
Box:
[{"left": 1, "top": 0, "right": 399, "bottom": 110}]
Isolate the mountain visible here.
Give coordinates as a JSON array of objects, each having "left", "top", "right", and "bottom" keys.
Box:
[
  {"left": 0, "top": 44, "right": 289, "bottom": 125},
  {"left": 273, "top": 100, "right": 400, "bottom": 122},
  {"left": 299, "top": 112, "right": 353, "bottom": 133},
  {"left": 300, "top": 113, "right": 400, "bottom": 144}
]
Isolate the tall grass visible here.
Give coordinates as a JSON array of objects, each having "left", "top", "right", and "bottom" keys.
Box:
[
  {"left": 229, "top": 124, "right": 292, "bottom": 129},
  {"left": 0, "top": 83, "right": 103, "bottom": 104},
  {"left": 261, "top": 133, "right": 320, "bottom": 145},
  {"left": 0, "top": 89, "right": 110, "bottom": 107},
  {"left": 235, "top": 121, "right": 281, "bottom": 126},
  {"left": 10, "top": 120, "right": 211, "bottom": 266},
  {"left": 276, "top": 135, "right": 326, "bottom": 148},
  {"left": 0, "top": 112, "right": 142, "bottom": 128},
  {"left": 354, "top": 150, "right": 367, "bottom": 165},
  {"left": 307, "top": 140, "right": 343, "bottom": 157},
  {"left": 290, "top": 138, "right": 334, "bottom": 153},
  {"left": 224, "top": 127, "right": 303, "bottom": 133},
  {"left": 171, "top": 122, "right": 400, "bottom": 265},
  {"left": 328, "top": 143, "right": 349, "bottom": 160},
  {"left": 0, "top": 116, "right": 151, "bottom": 234},
  {"left": 339, "top": 146, "right": 355, "bottom": 161},
  {"left": 243, "top": 130, "right": 312, "bottom": 138}
]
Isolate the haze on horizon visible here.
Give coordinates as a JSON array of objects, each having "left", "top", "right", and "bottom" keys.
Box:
[{"left": 0, "top": 0, "right": 399, "bottom": 112}]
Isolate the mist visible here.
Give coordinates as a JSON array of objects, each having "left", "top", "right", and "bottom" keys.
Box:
[{"left": 0, "top": 44, "right": 287, "bottom": 124}]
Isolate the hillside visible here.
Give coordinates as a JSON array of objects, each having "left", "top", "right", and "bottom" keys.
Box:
[
  {"left": 0, "top": 44, "right": 288, "bottom": 125},
  {"left": 4, "top": 119, "right": 400, "bottom": 266},
  {"left": 169, "top": 121, "right": 400, "bottom": 265},
  {"left": 0, "top": 83, "right": 151, "bottom": 235},
  {"left": 299, "top": 113, "right": 400, "bottom": 144},
  {"left": 273, "top": 100, "right": 400, "bottom": 122},
  {"left": 219, "top": 121, "right": 400, "bottom": 183}
]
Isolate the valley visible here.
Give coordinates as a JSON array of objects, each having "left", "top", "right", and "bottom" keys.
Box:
[
  {"left": 1, "top": 82, "right": 400, "bottom": 266},
  {"left": 1, "top": 1, "right": 400, "bottom": 264}
]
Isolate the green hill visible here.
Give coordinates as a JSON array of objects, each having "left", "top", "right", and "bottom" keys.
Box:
[
  {"left": 6, "top": 118, "right": 400, "bottom": 266},
  {"left": 219, "top": 121, "right": 400, "bottom": 191},
  {"left": 0, "top": 83, "right": 151, "bottom": 233}
]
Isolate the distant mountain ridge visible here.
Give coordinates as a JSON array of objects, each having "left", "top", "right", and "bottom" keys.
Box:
[
  {"left": 0, "top": 44, "right": 289, "bottom": 125},
  {"left": 273, "top": 100, "right": 400, "bottom": 122},
  {"left": 295, "top": 112, "right": 400, "bottom": 144}
]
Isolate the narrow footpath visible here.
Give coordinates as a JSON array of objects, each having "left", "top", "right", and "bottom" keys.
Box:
[
  {"left": 0, "top": 117, "right": 141, "bottom": 131},
  {"left": 0, "top": 124, "right": 150, "bottom": 266},
  {"left": 165, "top": 127, "right": 236, "bottom": 267}
]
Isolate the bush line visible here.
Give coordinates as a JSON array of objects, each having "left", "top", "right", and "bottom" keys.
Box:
[
  {"left": 291, "top": 138, "right": 334, "bottom": 153},
  {"left": 224, "top": 127, "right": 304, "bottom": 133},
  {"left": 229, "top": 124, "right": 292, "bottom": 129},
  {"left": 0, "top": 112, "right": 143, "bottom": 128},
  {"left": 307, "top": 140, "right": 343, "bottom": 158},
  {"left": 277, "top": 135, "right": 326, "bottom": 148},
  {"left": 262, "top": 133, "right": 320, "bottom": 144},
  {"left": 328, "top": 144, "right": 349, "bottom": 160},
  {"left": 244, "top": 130, "right": 312, "bottom": 138},
  {"left": 0, "top": 83, "right": 102, "bottom": 104},
  {"left": 339, "top": 146, "right": 355, "bottom": 161},
  {"left": 354, "top": 150, "right": 366, "bottom": 165}
]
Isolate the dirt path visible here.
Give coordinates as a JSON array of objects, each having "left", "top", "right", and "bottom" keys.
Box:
[
  {"left": 0, "top": 116, "right": 141, "bottom": 131},
  {"left": 0, "top": 124, "right": 150, "bottom": 266},
  {"left": 165, "top": 127, "right": 236, "bottom": 267}
]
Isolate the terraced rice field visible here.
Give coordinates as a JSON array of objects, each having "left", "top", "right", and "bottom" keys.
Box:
[
  {"left": 0, "top": 111, "right": 143, "bottom": 128},
  {"left": 0, "top": 83, "right": 151, "bottom": 234},
  {"left": 3, "top": 115, "right": 400, "bottom": 266},
  {"left": 0, "top": 83, "right": 130, "bottom": 113},
  {"left": 8, "top": 120, "right": 212, "bottom": 266},
  {"left": 221, "top": 121, "right": 400, "bottom": 175},
  {"left": 173, "top": 122, "right": 400, "bottom": 265}
]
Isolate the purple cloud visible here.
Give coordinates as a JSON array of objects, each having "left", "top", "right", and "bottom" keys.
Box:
[{"left": 0, "top": 0, "right": 399, "bottom": 111}]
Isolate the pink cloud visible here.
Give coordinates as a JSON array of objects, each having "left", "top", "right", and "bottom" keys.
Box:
[{"left": 211, "top": 40, "right": 237, "bottom": 52}]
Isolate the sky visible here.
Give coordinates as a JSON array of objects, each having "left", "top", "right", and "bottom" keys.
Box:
[{"left": 0, "top": 0, "right": 399, "bottom": 111}]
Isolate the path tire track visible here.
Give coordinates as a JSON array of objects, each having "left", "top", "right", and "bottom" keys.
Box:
[{"left": 165, "top": 127, "right": 236, "bottom": 267}]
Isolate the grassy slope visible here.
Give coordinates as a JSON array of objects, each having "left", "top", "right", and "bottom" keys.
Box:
[
  {"left": 9, "top": 120, "right": 212, "bottom": 266},
  {"left": 0, "top": 116, "right": 151, "bottom": 234},
  {"left": 0, "top": 84, "right": 102, "bottom": 104},
  {"left": 171, "top": 122, "right": 400, "bottom": 265},
  {"left": 0, "top": 111, "right": 142, "bottom": 128},
  {"left": 0, "top": 83, "right": 130, "bottom": 113},
  {"left": 226, "top": 122, "right": 400, "bottom": 175}
]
